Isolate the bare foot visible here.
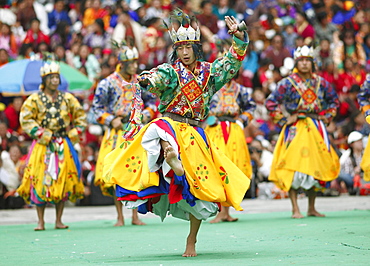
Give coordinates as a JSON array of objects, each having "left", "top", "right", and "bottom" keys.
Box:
[
  {"left": 132, "top": 219, "right": 146, "bottom": 225},
  {"left": 34, "top": 223, "right": 45, "bottom": 231},
  {"left": 114, "top": 220, "right": 124, "bottom": 227},
  {"left": 221, "top": 216, "right": 238, "bottom": 222},
  {"left": 209, "top": 217, "right": 223, "bottom": 224},
  {"left": 164, "top": 146, "right": 184, "bottom": 176},
  {"left": 291, "top": 212, "right": 304, "bottom": 219},
  {"left": 55, "top": 223, "right": 69, "bottom": 229},
  {"left": 182, "top": 237, "right": 197, "bottom": 257},
  {"left": 307, "top": 210, "right": 325, "bottom": 217}
]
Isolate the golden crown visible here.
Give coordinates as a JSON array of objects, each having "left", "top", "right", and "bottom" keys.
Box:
[
  {"left": 112, "top": 39, "right": 139, "bottom": 61},
  {"left": 165, "top": 8, "right": 200, "bottom": 45},
  {"left": 40, "top": 61, "right": 60, "bottom": 77},
  {"left": 294, "top": 45, "right": 314, "bottom": 60}
]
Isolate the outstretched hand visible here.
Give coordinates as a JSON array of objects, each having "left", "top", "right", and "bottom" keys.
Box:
[
  {"left": 225, "top": 16, "right": 244, "bottom": 40},
  {"left": 137, "top": 74, "right": 149, "bottom": 86}
]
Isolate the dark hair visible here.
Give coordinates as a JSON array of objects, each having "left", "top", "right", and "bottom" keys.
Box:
[
  {"left": 200, "top": 0, "right": 211, "bottom": 9},
  {"left": 169, "top": 43, "right": 204, "bottom": 64},
  {"left": 95, "top": 18, "right": 105, "bottom": 33}
]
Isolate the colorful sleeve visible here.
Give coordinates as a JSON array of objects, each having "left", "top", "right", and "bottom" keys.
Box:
[
  {"left": 238, "top": 86, "right": 256, "bottom": 126},
  {"left": 322, "top": 78, "right": 339, "bottom": 120},
  {"left": 19, "top": 94, "right": 52, "bottom": 145},
  {"left": 211, "top": 34, "right": 249, "bottom": 91},
  {"left": 91, "top": 79, "right": 115, "bottom": 126},
  {"left": 67, "top": 93, "right": 87, "bottom": 131},
  {"left": 265, "top": 79, "right": 288, "bottom": 127},
  {"left": 141, "top": 90, "right": 158, "bottom": 123},
  {"left": 358, "top": 76, "right": 370, "bottom": 117},
  {"left": 144, "top": 63, "right": 179, "bottom": 96}
]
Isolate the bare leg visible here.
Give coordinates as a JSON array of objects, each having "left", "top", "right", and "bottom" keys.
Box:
[
  {"left": 131, "top": 209, "right": 146, "bottom": 225},
  {"left": 289, "top": 188, "right": 304, "bottom": 219},
  {"left": 160, "top": 140, "right": 184, "bottom": 176},
  {"left": 35, "top": 205, "right": 46, "bottom": 231},
  {"left": 183, "top": 214, "right": 201, "bottom": 257},
  {"left": 307, "top": 188, "right": 325, "bottom": 217},
  {"left": 210, "top": 206, "right": 238, "bottom": 223},
  {"left": 55, "top": 201, "right": 69, "bottom": 229},
  {"left": 113, "top": 194, "right": 124, "bottom": 226}
]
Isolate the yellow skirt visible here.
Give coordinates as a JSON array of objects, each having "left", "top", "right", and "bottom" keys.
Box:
[
  {"left": 104, "top": 117, "right": 250, "bottom": 211},
  {"left": 17, "top": 139, "right": 84, "bottom": 204},
  {"left": 205, "top": 121, "right": 252, "bottom": 177},
  {"left": 361, "top": 136, "right": 370, "bottom": 182},
  {"left": 95, "top": 128, "right": 126, "bottom": 196},
  {"left": 269, "top": 118, "right": 340, "bottom": 191}
]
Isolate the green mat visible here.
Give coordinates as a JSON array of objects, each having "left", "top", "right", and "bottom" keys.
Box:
[{"left": 1, "top": 210, "right": 369, "bottom": 265}]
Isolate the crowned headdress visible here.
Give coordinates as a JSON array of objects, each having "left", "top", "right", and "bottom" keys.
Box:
[
  {"left": 40, "top": 61, "right": 60, "bottom": 77},
  {"left": 164, "top": 8, "right": 200, "bottom": 45},
  {"left": 112, "top": 39, "right": 139, "bottom": 62},
  {"left": 294, "top": 45, "right": 314, "bottom": 60}
]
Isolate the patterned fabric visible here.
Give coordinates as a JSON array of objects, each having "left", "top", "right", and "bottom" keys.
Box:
[
  {"left": 266, "top": 73, "right": 339, "bottom": 127},
  {"left": 17, "top": 92, "right": 87, "bottom": 204},
  {"left": 91, "top": 72, "right": 157, "bottom": 195},
  {"left": 91, "top": 72, "right": 156, "bottom": 126},
  {"left": 266, "top": 73, "right": 340, "bottom": 191},
  {"left": 144, "top": 35, "right": 248, "bottom": 120},
  {"left": 208, "top": 80, "right": 256, "bottom": 125},
  {"left": 357, "top": 75, "right": 370, "bottom": 117}
]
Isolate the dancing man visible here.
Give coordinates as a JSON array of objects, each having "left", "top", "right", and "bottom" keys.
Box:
[
  {"left": 104, "top": 10, "right": 251, "bottom": 257},
  {"left": 205, "top": 41, "right": 256, "bottom": 223},
  {"left": 17, "top": 60, "right": 87, "bottom": 230},
  {"left": 266, "top": 45, "right": 340, "bottom": 219},
  {"left": 91, "top": 43, "right": 157, "bottom": 226}
]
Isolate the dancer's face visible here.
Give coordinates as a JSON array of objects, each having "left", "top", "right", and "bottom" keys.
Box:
[
  {"left": 296, "top": 58, "right": 312, "bottom": 75},
  {"left": 176, "top": 44, "right": 196, "bottom": 66},
  {"left": 45, "top": 74, "right": 60, "bottom": 91}
]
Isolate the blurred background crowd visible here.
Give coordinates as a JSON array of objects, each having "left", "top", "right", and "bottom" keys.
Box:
[{"left": 0, "top": 0, "right": 370, "bottom": 209}]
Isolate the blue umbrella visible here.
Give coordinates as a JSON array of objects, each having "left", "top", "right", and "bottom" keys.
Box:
[{"left": 0, "top": 59, "right": 93, "bottom": 96}]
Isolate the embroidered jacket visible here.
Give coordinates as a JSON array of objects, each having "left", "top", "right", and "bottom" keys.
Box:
[
  {"left": 266, "top": 73, "right": 339, "bottom": 126},
  {"left": 142, "top": 35, "right": 248, "bottom": 120},
  {"left": 91, "top": 72, "right": 157, "bottom": 126},
  {"left": 20, "top": 91, "right": 87, "bottom": 145},
  {"left": 357, "top": 75, "right": 370, "bottom": 117},
  {"left": 208, "top": 80, "right": 256, "bottom": 125}
]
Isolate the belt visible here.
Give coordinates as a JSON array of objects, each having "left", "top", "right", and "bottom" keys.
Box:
[
  {"left": 162, "top": 112, "right": 202, "bottom": 127},
  {"left": 218, "top": 115, "right": 236, "bottom": 122},
  {"left": 296, "top": 113, "right": 319, "bottom": 119}
]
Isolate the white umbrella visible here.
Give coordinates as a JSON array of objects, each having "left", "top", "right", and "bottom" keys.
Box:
[{"left": 0, "top": 8, "right": 16, "bottom": 26}]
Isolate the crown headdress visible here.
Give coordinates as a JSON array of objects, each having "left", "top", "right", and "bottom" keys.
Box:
[
  {"left": 40, "top": 53, "right": 60, "bottom": 77},
  {"left": 112, "top": 39, "right": 139, "bottom": 62},
  {"left": 164, "top": 8, "right": 200, "bottom": 45},
  {"left": 294, "top": 45, "right": 314, "bottom": 60}
]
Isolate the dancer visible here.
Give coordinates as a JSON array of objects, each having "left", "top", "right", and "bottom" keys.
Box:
[
  {"left": 104, "top": 11, "right": 250, "bottom": 257},
  {"left": 17, "top": 60, "right": 87, "bottom": 230},
  {"left": 205, "top": 48, "right": 256, "bottom": 223},
  {"left": 266, "top": 45, "right": 340, "bottom": 219},
  {"left": 91, "top": 43, "right": 157, "bottom": 226},
  {"left": 358, "top": 75, "right": 370, "bottom": 182}
]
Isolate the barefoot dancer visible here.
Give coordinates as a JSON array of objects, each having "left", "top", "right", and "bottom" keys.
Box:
[
  {"left": 17, "top": 60, "right": 87, "bottom": 230},
  {"left": 104, "top": 9, "right": 250, "bottom": 257},
  {"left": 205, "top": 39, "right": 256, "bottom": 223},
  {"left": 266, "top": 46, "right": 340, "bottom": 219},
  {"left": 91, "top": 42, "right": 156, "bottom": 226}
]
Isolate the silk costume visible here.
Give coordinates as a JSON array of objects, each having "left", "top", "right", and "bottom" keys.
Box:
[
  {"left": 17, "top": 91, "right": 87, "bottom": 205},
  {"left": 266, "top": 72, "right": 340, "bottom": 191},
  {"left": 104, "top": 36, "right": 251, "bottom": 221}
]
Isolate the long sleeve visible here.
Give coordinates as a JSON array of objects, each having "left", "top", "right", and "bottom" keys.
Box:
[
  {"left": 91, "top": 78, "right": 115, "bottom": 126},
  {"left": 358, "top": 76, "right": 370, "bottom": 118}
]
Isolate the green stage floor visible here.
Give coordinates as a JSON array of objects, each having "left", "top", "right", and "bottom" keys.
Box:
[{"left": 1, "top": 210, "right": 369, "bottom": 265}]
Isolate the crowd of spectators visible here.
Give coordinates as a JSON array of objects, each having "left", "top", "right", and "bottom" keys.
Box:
[{"left": 0, "top": 0, "right": 370, "bottom": 208}]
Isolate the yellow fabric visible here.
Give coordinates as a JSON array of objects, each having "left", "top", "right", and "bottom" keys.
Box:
[
  {"left": 17, "top": 139, "right": 84, "bottom": 204},
  {"left": 95, "top": 128, "right": 126, "bottom": 196},
  {"left": 104, "top": 117, "right": 250, "bottom": 211},
  {"left": 269, "top": 118, "right": 340, "bottom": 191},
  {"left": 205, "top": 122, "right": 252, "bottom": 178},
  {"left": 360, "top": 137, "right": 370, "bottom": 182}
]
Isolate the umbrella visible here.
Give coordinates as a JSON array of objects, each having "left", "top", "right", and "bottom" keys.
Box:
[{"left": 0, "top": 59, "right": 93, "bottom": 96}]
